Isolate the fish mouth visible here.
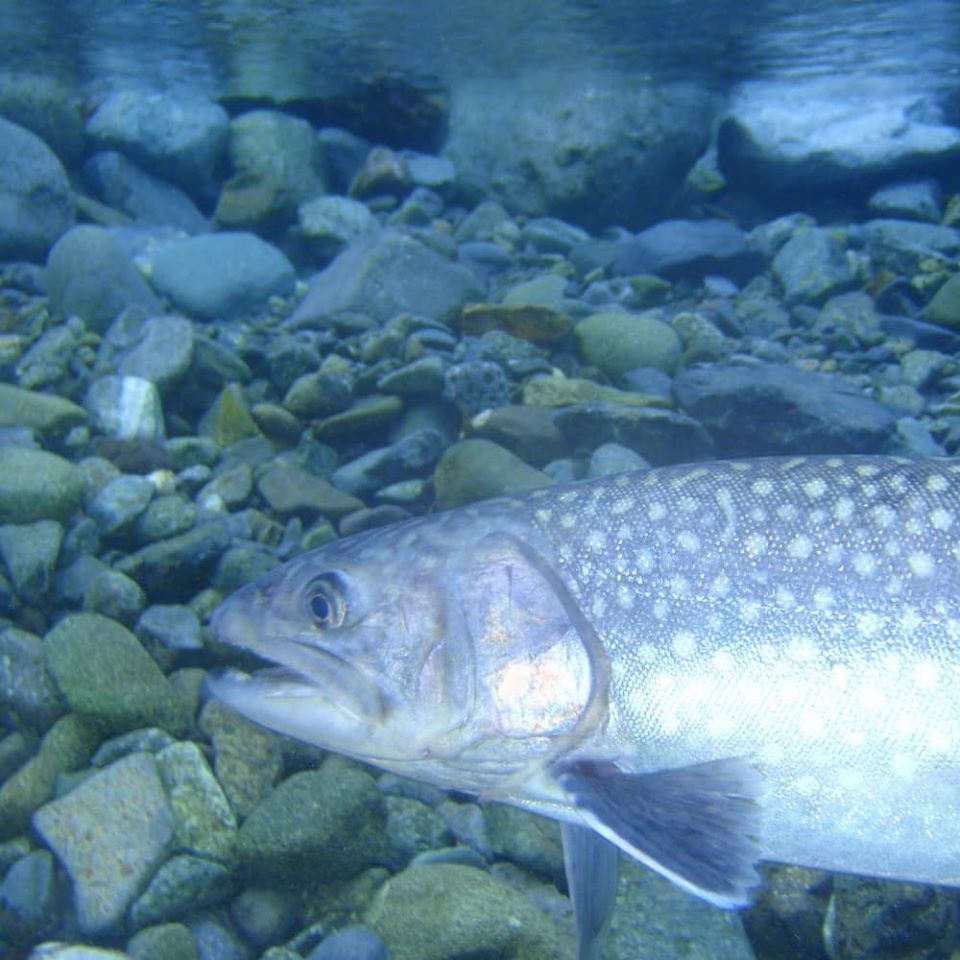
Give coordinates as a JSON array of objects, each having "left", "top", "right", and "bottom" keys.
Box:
[{"left": 208, "top": 596, "right": 386, "bottom": 733}]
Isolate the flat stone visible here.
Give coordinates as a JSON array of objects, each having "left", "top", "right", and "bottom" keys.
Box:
[
  {"left": 32, "top": 752, "right": 175, "bottom": 934},
  {"left": 432, "top": 439, "right": 552, "bottom": 509},
  {"left": 256, "top": 459, "right": 364, "bottom": 519},
  {"left": 313, "top": 395, "right": 403, "bottom": 440},
  {"left": 290, "top": 230, "right": 483, "bottom": 326},
  {"left": 522, "top": 372, "right": 668, "bottom": 409},
  {"left": 674, "top": 362, "right": 899, "bottom": 456}
]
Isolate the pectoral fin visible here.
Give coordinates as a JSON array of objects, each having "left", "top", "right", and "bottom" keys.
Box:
[
  {"left": 556, "top": 757, "right": 762, "bottom": 908},
  {"left": 561, "top": 822, "right": 619, "bottom": 960}
]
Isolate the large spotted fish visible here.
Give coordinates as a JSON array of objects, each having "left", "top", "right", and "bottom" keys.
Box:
[{"left": 209, "top": 455, "right": 960, "bottom": 958}]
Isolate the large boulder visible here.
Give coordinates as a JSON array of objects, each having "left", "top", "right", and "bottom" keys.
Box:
[{"left": 0, "top": 117, "right": 73, "bottom": 260}]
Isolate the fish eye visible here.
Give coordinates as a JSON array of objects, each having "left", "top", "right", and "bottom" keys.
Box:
[{"left": 304, "top": 574, "right": 347, "bottom": 628}]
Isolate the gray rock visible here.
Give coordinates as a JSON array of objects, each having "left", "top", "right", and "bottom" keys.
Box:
[
  {"left": 433, "top": 439, "right": 553, "bottom": 509},
  {"left": 868, "top": 179, "right": 943, "bottom": 223},
  {"left": 613, "top": 219, "right": 760, "bottom": 283},
  {"left": 0, "top": 117, "right": 73, "bottom": 260},
  {"left": 674, "top": 362, "right": 899, "bottom": 456},
  {"left": 87, "top": 474, "right": 155, "bottom": 537},
  {"left": 384, "top": 795, "right": 453, "bottom": 868},
  {"left": 927, "top": 273, "right": 960, "bottom": 330},
  {"left": 282, "top": 369, "right": 352, "bottom": 419},
  {"left": 85, "top": 374, "right": 166, "bottom": 440},
  {"left": 134, "top": 495, "right": 197, "bottom": 544},
  {"left": 0, "top": 849, "right": 62, "bottom": 944},
  {"left": 136, "top": 604, "right": 203, "bottom": 654},
  {"left": 892, "top": 416, "right": 946, "bottom": 458},
  {"left": 149, "top": 232, "right": 295, "bottom": 321},
  {"left": 313, "top": 395, "right": 404, "bottom": 441},
  {"left": 237, "top": 757, "right": 390, "bottom": 884},
  {"left": 588, "top": 442, "right": 649, "bottom": 478},
  {"left": 257, "top": 459, "right": 364, "bottom": 519},
  {"left": 118, "top": 315, "right": 196, "bottom": 390},
  {"left": 444, "top": 73, "right": 712, "bottom": 232},
  {"left": 485, "top": 804, "right": 563, "bottom": 881},
  {"left": 82, "top": 568, "right": 147, "bottom": 626},
  {"left": 26, "top": 946, "right": 129, "bottom": 960},
  {"left": 862, "top": 219, "right": 960, "bottom": 276},
  {"left": 376, "top": 354, "right": 447, "bottom": 396},
  {"left": 0, "top": 383, "right": 86, "bottom": 439},
  {"left": 229, "top": 109, "right": 327, "bottom": 206},
  {"left": 443, "top": 360, "right": 511, "bottom": 414},
  {"left": 519, "top": 218, "right": 589, "bottom": 255},
  {"left": 308, "top": 925, "right": 389, "bottom": 960},
  {"left": 187, "top": 913, "right": 249, "bottom": 960},
  {"left": 14, "top": 316, "right": 86, "bottom": 390},
  {"left": 719, "top": 79, "right": 960, "bottom": 192},
  {"left": 87, "top": 91, "right": 229, "bottom": 200},
  {"left": 290, "top": 230, "right": 484, "bottom": 326},
  {"left": 297, "top": 194, "right": 380, "bottom": 262},
  {"left": 230, "top": 887, "right": 300, "bottom": 949},
  {"left": 0, "top": 447, "right": 84, "bottom": 524},
  {"left": 553, "top": 404, "right": 714, "bottom": 466},
  {"left": 332, "top": 428, "right": 446, "bottom": 497},
  {"left": 772, "top": 228, "right": 856, "bottom": 305},
  {"left": 45, "top": 225, "right": 161, "bottom": 333},
  {"left": 825, "top": 876, "right": 959, "bottom": 960},
  {"left": 43, "top": 612, "right": 187, "bottom": 735},
  {"left": 83, "top": 152, "right": 209, "bottom": 233},
  {"left": 197, "top": 463, "right": 253, "bottom": 511},
  {"left": 0, "top": 520, "right": 62, "bottom": 605},
  {"left": 575, "top": 310, "right": 682, "bottom": 378},
  {"left": 469, "top": 405, "right": 567, "bottom": 467},
  {"left": 0, "top": 73, "right": 84, "bottom": 165},
  {"left": 129, "top": 854, "right": 233, "bottom": 929},
  {"left": 0, "top": 626, "right": 66, "bottom": 731},
  {"left": 364, "top": 861, "right": 571, "bottom": 960},
  {"left": 127, "top": 922, "right": 200, "bottom": 960},
  {"left": 32, "top": 752, "right": 175, "bottom": 935},
  {"left": 116, "top": 519, "right": 231, "bottom": 602},
  {"left": 156, "top": 741, "right": 237, "bottom": 864}
]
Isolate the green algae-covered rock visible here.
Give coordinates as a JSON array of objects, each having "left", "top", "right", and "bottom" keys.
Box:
[
  {"left": 0, "top": 446, "right": 84, "bottom": 523},
  {"left": 237, "top": 756, "right": 390, "bottom": 885},
  {"left": 928, "top": 273, "right": 960, "bottom": 329},
  {"left": 574, "top": 309, "right": 682, "bottom": 377},
  {"left": 432, "top": 439, "right": 552, "bottom": 509},
  {"left": 365, "top": 862, "right": 573, "bottom": 960},
  {"left": 44, "top": 613, "right": 188, "bottom": 736}
]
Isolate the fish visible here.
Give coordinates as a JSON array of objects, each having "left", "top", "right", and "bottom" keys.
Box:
[{"left": 208, "top": 454, "right": 960, "bottom": 959}]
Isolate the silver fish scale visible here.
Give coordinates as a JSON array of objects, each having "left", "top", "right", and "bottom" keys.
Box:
[{"left": 529, "top": 455, "right": 960, "bottom": 883}]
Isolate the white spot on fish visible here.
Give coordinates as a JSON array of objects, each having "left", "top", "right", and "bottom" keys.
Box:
[
  {"left": 852, "top": 552, "right": 878, "bottom": 577},
  {"left": 671, "top": 630, "right": 697, "bottom": 658},
  {"left": 856, "top": 463, "right": 881, "bottom": 477},
  {"left": 744, "top": 533, "right": 767, "bottom": 557},
  {"left": 616, "top": 584, "right": 634, "bottom": 609},
  {"left": 775, "top": 587, "right": 796, "bottom": 609},
  {"left": 787, "top": 636, "right": 819, "bottom": 661},
  {"left": 561, "top": 513, "right": 577, "bottom": 529},
  {"left": 927, "top": 474, "right": 949, "bottom": 493},
  {"left": 648, "top": 502, "right": 667, "bottom": 522},
  {"left": 907, "top": 552, "right": 935, "bottom": 578},
  {"left": 677, "top": 531, "right": 700, "bottom": 552},
  {"left": 636, "top": 548, "right": 655, "bottom": 573},
  {"left": 709, "top": 572, "right": 731, "bottom": 598},
  {"left": 668, "top": 575, "right": 691, "bottom": 598},
  {"left": 900, "top": 607, "right": 923, "bottom": 634},
  {"left": 833, "top": 497, "right": 855, "bottom": 523},
  {"left": 751, "top": 478, "right": 774, "bottom": 496},
  {"left": 871, "top": 505, "right": 897, "bottom": 528},
  {"left": 740, "top": 600, "right": 762, "bottom": 624},
  {"left": 535, "top": 509, "right": 551, "bottom": 525},
  {"left": 712, "top": 647, "right": 736, "bottom": 671},
  {"left": 787, "top": 534, "right": 813, "bottom": 559},
  {"left": 856, "top": 611, "right": 884, "bottom": 638},
  {"left": 776, "top": 503, "right": 799, "bottom": 522},
  {"left": 652, "top": 598, "right": 669, "bottom": 621},
  {"left": 803, "top": 478, "right": 828, "bottom": 499},
  {"left": 812, "top": 586, "right": 835, "bottom": 610},
  {"left": 636, "top": 642, "right": 657, "bottom": 664},
  {"left": 586, "top": 530, "right": 606, "bottom": 552},
  {"left": 930, "top": 507, "right": 954, "bottom": 530}
]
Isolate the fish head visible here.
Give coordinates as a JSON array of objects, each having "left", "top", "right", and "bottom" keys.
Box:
[{"left": 208, "top": 506, "right": 603, "bottom": 793}]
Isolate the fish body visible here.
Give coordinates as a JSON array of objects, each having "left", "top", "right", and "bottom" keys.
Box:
[{"left": 210, "top": 455, "right": 960, "bottom": 951}]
